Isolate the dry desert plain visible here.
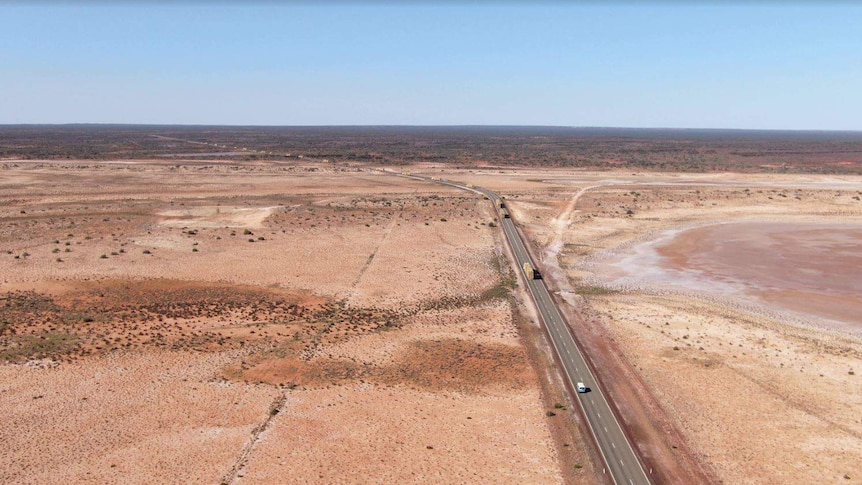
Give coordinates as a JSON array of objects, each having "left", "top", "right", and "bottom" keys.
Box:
[
  {"left": 448, "top": 168, "right": 862, "bottom": 484},
  {"left": 2, "top": 160, "right": 862, "bottom": 484},
  {"left": 1, "top": 160, "right": 584, "bottom": 485}
]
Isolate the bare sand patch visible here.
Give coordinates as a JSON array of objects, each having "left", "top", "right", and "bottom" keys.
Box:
[
  {"left": 242, "top": 337, "right": 532, "bottom": 393},
  {"left": 0, "top": 350, "right": 278, "bottom": 485},
  {"left": 158, "top": 205, "right": 280, "bottom": 229},
  {"left": 239, "top": 384, "right": 561, "bottom": 485}
]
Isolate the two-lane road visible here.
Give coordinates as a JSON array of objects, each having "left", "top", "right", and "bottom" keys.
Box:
[
  {"left": 498, "top": 206, "right": 649, "bottom": 485},
  {"left": 397, "top": 173, "right": 650, "bottom": 485}
]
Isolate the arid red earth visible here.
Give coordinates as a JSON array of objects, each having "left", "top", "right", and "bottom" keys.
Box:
[
  {"left": 462, "top": 169, "right": 862, "bottom": 485},
  {"left": 1, "top": 160, "right": 592, "bottom": 485},
  {"left": 4, "top": 157, "right": 862, "bottom": 484}
]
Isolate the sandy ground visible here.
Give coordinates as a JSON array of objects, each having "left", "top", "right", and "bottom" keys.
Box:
[
  {"left": 0, "top": 161, "right": 574, "bottom": 484},
  {"left": 9, "top": 161, "right": 861, "bottom": 484},
  {"left": 239, "top": 384, "right": 560, "bottom": 484},
  {"left": 0, "top": 350, "right": 279, "bottom": 485},
  {"left": 479, "top": 169, "right": 862, "bottom": 484},
  {"left": 584, "top": 294, "right": 862, "bottom": 484}
]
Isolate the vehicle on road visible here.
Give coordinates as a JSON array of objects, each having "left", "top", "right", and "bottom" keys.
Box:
[
  {"left": 523, "top": 262, "right": 540, "bottom": 280},
  {"left": 501, "top": 208, "right": 510, "bottom": 218},
  {"left": 415, "top": 175, "right": 649, "bottom": 485}
]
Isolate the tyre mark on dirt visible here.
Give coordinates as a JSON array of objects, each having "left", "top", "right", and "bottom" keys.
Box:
[
  {"left": 220, "top": 392, "right": 287, "bottom": 485},
  {"left": 726, "top": 351, "right": 862, "bottom": 441},
  {"left": 347, "top": 214, "right": 400, "bottom": 302}
]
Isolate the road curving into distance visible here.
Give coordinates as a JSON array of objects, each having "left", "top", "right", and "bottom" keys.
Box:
[{"left": 393, "top": 171, "right": 651, "bottom": 485}]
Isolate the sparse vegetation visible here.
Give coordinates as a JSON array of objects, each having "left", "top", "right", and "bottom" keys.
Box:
[
  {"left": 0, "top": 331, "right": 78, "bottom": 362},
  {"left": 3, "top": 126, "right": 862, "bottom": 174},
  {"left": 575, "top": 285, "right": 620, "bottom": 296},
  {"left": 3, "top": 136, "right": 861, "bottom": 484}
]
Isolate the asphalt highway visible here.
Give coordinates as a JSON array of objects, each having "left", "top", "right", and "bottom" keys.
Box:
[{"left": 399, "top": 173, "right": 651, "bottom": 485}]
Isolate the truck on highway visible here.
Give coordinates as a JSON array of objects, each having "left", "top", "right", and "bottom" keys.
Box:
[
  {"left": 523, "top": 262, "right": 541, "bottom": 280},
  {"left": 501, "top": 208, "right": 510, "bottom": 219},
  {"left": 498, "top": 199, "right": 505, "bottom": 209}
]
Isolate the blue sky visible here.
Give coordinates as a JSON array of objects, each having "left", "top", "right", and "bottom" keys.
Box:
[{"left": 1, "top": 3, "right": 860, "bottom": 129}]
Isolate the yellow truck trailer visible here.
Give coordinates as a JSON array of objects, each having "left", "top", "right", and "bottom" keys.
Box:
[{"left": 523, "top": 262, "right": 541, "bottom": 280}]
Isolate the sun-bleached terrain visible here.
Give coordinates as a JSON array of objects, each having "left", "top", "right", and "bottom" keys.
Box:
[
  {"left": 458, "top": 168, "right": 862, "bottom": 484},
  {"left": 6, "top": 159, "right": 862, "bottom": 485},
  {"left": 1, "top": 161, "right": 591, "bottom": 485}
]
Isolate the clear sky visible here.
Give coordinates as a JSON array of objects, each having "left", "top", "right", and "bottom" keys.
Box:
[{"left": 1, "top": 2, "right": 860, "bottom": 129}]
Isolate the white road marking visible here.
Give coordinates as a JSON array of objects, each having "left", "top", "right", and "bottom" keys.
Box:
[{"left": 422, "top": 180, "right": 651, "bottom": 485}]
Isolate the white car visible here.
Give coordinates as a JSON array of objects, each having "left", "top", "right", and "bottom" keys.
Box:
[{"left": 577, "top": 382, "right": 587, "bottom": 393}]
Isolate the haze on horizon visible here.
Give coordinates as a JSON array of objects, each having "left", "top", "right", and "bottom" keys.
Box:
[{"left": 1, "top": 2, "right": 860, "bottom": 131}]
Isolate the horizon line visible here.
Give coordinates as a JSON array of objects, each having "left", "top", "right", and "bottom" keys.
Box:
[{"left": 1, "top": 123, "right": 861, "bottom": 134}]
